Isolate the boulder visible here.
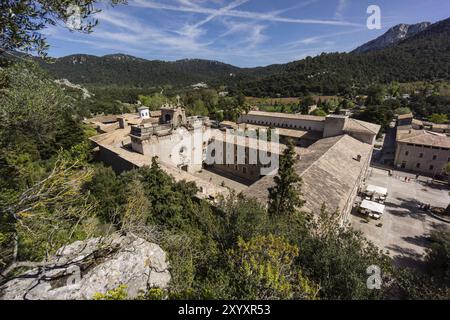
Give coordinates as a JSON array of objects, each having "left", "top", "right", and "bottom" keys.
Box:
[{"left": 0, "top": 234, "right": 170, "bottom": 300}]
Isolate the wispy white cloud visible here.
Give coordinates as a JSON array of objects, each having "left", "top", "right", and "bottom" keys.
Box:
[
  {"left": 131, "top": 0, "right": 362, "bottom": 27},
  {"left": 334, "top": 0, "right": 349, "bottom": 20},
  {"left": 46, "top": 0, "right": 367, "bottom": 67},
  {"left": 214, "top": 19, "right": 268, "bottom": 50},
  {"left": 191, "top": 0, "right": 250, "bottom": 29},
  {"left": 285, "top": 28, "right": 365, "bottom": 49}
]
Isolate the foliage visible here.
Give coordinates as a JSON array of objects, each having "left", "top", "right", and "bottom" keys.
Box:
[
  {"left": 82, "top": 165, "right": 126, "bottom": 224},
  {"left": 0, "top": 62, "right": 100, "bottom": 275},
  {"left": 0, "top": 62, "right": 85, "bottom": 161},
  {"left": 425, "top": 230, "right": 450, "bottom": 285},
  {"left": 428, "top": 113, "right": 448, "bottom": 124},
  {"left": 310, "top": 108, "right": 327, "bottom": 116},
  {"left": 268, "top": 140, "right": 305, "bottom": 217},
  {"left": 353, "top": 105, "right": 394, "bottom": 134},
  {"left": 0, "top": 145, "right": 99, "bottom": 275},
  {"left": 394, "top": 107, "right": 412, "bottom": 115},
  {"left": 0, "top": 0, "right": 125, "bottom": 57},
  {"left": 40, "top": 55, "right": 241, "bottom": 88},
  {"left": 238, "top": 18, "right": 450, "bottom": 97},
  {"left": 394, "top": 268, "right": 450, "bottom": 299},
  {"left": 93, "top": 284, "right": 129, "bottom": 300},
  {"left": 142, "top": 288, "right": 166, "bottom": 300},
  {"left": 138, "top": 93, "right": 171, "bottom": 111},
  {"left": 227, "top": 235, "right": 319, "bottom": 299}
]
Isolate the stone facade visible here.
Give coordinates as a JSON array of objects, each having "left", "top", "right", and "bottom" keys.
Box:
[
  {"left": 239, "top": 111, "right": 380, "bottom": 146},
  {"left": 394, "top": 115, "right": 450, "bottom": 178},
  {"left": 89, "top": 107, "right": 381, "bottom": 222},
  {"left": 239, "top": 111, "right": 325, "bottom": 132},
  {"left": 394, "top": 132, "right": 450, "bottom": 177},
  {"left": 160, "top": 106, "right": 187, "bottom": 127}
]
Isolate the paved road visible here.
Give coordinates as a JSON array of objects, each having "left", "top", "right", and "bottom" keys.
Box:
[{"left": 350, "top": 167, "right": 450, "bottom": 269}]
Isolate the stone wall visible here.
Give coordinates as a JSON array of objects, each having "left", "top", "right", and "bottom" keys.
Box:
[
  {"left": 394, "top": 142, "right": 450, "bottom": 177},
  {"left": 239, "top": 114, "right": 325, "bottom": 132}
]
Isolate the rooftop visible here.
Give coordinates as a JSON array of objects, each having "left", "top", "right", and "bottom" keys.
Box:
[
  {"left": 244, "top": 134, "right": 373, "bottom": 215},
  {"left": 344, "top": 118, "right": 381, "bottom": 135},
  {"left": 229, "top": 122, "right": 322, "bottom": 139},
  {"left": 90, "top": 128, "right": 229, "bottom": 200},
  {"left": 396, "top": 128, "right": 450, "bottom": 149},
  {"left": 245, "top": 110, "right": 326, "bottom": 122},
  {"left": 397, "top": 113, "right": 414, "bottom": 120}
]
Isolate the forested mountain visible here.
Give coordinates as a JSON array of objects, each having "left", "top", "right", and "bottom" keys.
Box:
[
  {"left": 352, "top": 22, "right": 431, "bottom": 54},
  {"left": 37, "top": 17, "right": 450, "bottom": 96},
  {"left": 40, "top": 54, "right": 241, "bottom": 88},
  {"left": 237, "top": 17, "right": 450, "bottom": 96}
]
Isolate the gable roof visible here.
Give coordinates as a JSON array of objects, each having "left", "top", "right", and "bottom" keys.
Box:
[
  {"left": 396, "top": 129, "right": 450, "bottom": 148},
  {"left": 243, "top": 134, "right": 373, "bottom": 215},
  {"left": 344, "top": 118, "right": 381, "bottom": 135},
  {"left": 245, "top": 110, "right": 326, "bottom": 122},
  {"left": 397, "top": 113, "right": 414, "bottom": 120}
]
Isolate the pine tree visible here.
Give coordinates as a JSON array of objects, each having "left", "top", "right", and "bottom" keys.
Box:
[{"left": 268, "top": 140, "right": 305, "bottom": 217}]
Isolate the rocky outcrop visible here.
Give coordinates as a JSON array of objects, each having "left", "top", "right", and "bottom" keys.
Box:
[
  {"left": 0, "top": 234, "right": 170, "bottom": 300},
  {"left": 352, "top": 22, "right": 431, "bottom": 54}
]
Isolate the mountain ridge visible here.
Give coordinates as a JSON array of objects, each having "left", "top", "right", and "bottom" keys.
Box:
[
  {"left": 352, "top": 21, "right": 431, "bottom": 54},
  {"left": 34, "top": 17, "right": 450, "bottom": 96}
]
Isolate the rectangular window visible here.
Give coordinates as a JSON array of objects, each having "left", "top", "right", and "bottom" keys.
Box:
[
  {"left": 429, "top": 165, "right": 434, "bottom": 170},
  {"left": 432, "top": 155, "right": 437, "bottom": 160},
  {"left": 416, "top": 163, "right": 421, "bottom": 168},
  {"left": 405, "top": 151, "right": 409, "bottom": 156},
  {"left": 419, "top": 153, "right": 423, "bottom": 158},
  {"left": 401, "top": 161, "right": 406, "bottom": 169}
]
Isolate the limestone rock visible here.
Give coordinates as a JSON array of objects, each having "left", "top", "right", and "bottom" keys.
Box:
[
  {"left": 0, "top": 234, "right": 170, "bottom": 300},
  {"left": 352, "top": 22, "right": 431, "bottom": 54}
]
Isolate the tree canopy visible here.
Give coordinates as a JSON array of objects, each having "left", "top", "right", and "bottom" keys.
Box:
[{"left": 0, "top": 0, "right": 125, "bottom": 56}]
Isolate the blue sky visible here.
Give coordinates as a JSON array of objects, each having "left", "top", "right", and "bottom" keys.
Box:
[{"left": 44, "top": 0, "right": 450, "bottom": 67}]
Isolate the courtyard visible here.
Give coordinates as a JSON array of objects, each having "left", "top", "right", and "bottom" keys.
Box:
[{"left": 350, "top": 167, "right": 450, "bottom": 269}]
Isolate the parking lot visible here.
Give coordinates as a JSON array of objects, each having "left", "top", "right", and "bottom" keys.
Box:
[{"left": 350, "top": 167, "right": 450, "bottom": 269}]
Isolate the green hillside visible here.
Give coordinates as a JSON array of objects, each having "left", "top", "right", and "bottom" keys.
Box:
[{"left": 37, "top": 17, "right": 450, "bottom": 97}]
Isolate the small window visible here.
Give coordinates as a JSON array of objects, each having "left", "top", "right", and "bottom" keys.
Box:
[
  {"left": 401, "top": 161, "right": 406, "bottom": 169},
  {"left": 419, "top": 153, "right": 423, "bottom": 158},
  {"left": 405, "top": 151, "right": 409, "bottom": 156},
  {"left": 416, "top": 163, "right": 421, "bottom": 168},
  {"left": 429, "top": 165, "right": 434, "bottom": 171},
  {"left": 432, "top": 155, "right": 437, "bottom": 160}
]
